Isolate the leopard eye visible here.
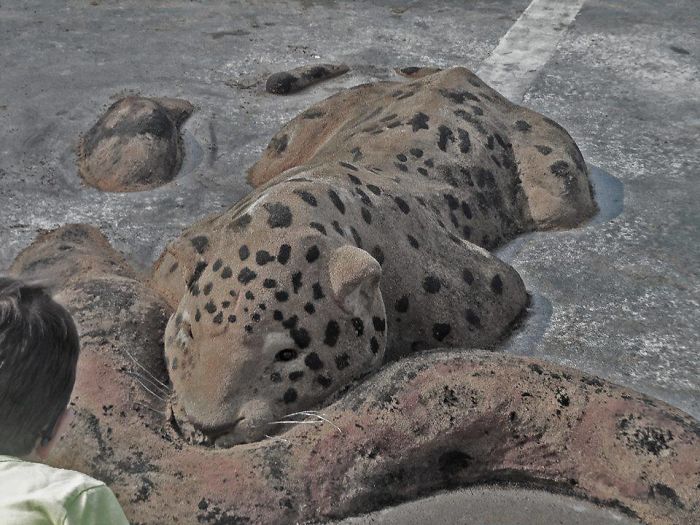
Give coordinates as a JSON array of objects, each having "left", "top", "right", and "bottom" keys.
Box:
[{"left": 275, "top": 349, "right": 298, "bottom": 362}]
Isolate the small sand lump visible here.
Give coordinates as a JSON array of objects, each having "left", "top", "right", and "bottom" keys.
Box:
[{"left": 78, "top": 96, "right": 194, "bottom": 192}]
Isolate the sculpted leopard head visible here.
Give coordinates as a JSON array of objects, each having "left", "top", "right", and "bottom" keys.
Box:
[{"left": 164, "top": 218, "right": 386, "bottom": 446}]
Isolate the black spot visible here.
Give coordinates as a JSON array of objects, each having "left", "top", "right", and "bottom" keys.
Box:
[
  {"left": 395, "top": 295, "right": 409, "bottom": 313},
  {"left": 370, "top": 337, "right": 380, "bottom": 354},
  {"left": 339, "top": 161, "right": 358, "bottom": 171},
  {"left": 220, "top": 266, "right": 233, "bottom": 279},
  {"left": 444, "top": 194, "right": 459, "bottom": 210},
  {"left": 168, "top": 262, "right": 179, "bottom": 273},
  {"left": 304, "top": 352, "right": 323, "bottom": 370},
  {"left": 239, "top": 245, "right": 250, "bottom": 261},
  {"left": 304, "top": 302, "right": 315, "bottom": 314},
  {"left": 245, "top": 290, "right": 255, "bottom": 300},
  {"left": 335, "top": 353, "right": 350, "bottom": 370},
  {"left": 258, "top": 303, "right": 266, "bottom": 310},
  {"left": 190, "top": 236, "right": 209, "bottom": 254},
  {"left": 281, "top": 315, "right": 298, "bottom": 329},
  {"left": 394, "top": 162, "right": 408, "bottom": 172},
  {"left": 465, "top": 309, "right": 481, "bottom": 327},
  {"left": 309, "top": 222, "right": 327, "bottom": 235},
  {"left": 437, "top": 125, "right": 454, "bottom": 152},
  {"left": 409, "top": 112, "right": 430, "bottom": 132},
  {"left": 486, "top": 136, "right": 495, "bottom": 150},
  {"left": 515, "top": 120, "right": 531, "bottom": 132},
  {"left": 212, "top": 259, "right": 223, "bottom": 272},
  {"left": 439, "top": 89, "right": 479, "bottom": 104},
  {"left": 332, "top": 220, "right": 345, "bottom": 236},
  {"left": 292, "top": 272, "right": 302, "bottom": 293},
  {"left": 494, "top": 133, "right": 508, "bottom": 149},
  {"left": 462, "top": 269, "right": 474, "bottom": 285},
  {"left": 275, "top": 290, "right": 289, "bottom": 302},
  {"left": 407, "top": 235, "right": 419, "bottom": 248},
  {"left": 204, "top": 301, "right": 217, "bottom": 314},
  {"left": 350, "top": 227, "right": 363, "bottom": 248},
  {"left": 350, "top": 147, "right": 363, "bottom": 161},
  {"left": 228, "top": 314, "right": 237, "bottom": 323},
  {"left": 491, "top": 274, "right": 503, "bottom": 295},
  {"left": 212, "top": 312, "right": 223, "bottom": 324},
  {"left": 394, "top": 196, "right": 410, "bottom": 214},
  {"left": 317, "top": 375, "right": 333, "bottom": 388},
  {"left": 361, "top": 207, "right": 372, "bottom": 224},
  {"left": 396, "top": 153, "right": 408, "bottom": 162},
  {"left": 194, "top": 309, "right": 201, "bottom": 322},
  {"left": 291, "top": 328, "right": 311, "bottom": 348},
  {"left": 187, "top": 261, "right": 208, "bottom": 292},
  {"left": 313, "top": 283, "right": 325, "bottom": 300},
  {"left": 371, "top": 246, "right": 385, "bottom": 266},
  {"left": 550, "top": 160, "right": 570, "bottom": 177},
  {"left": 294, "top": 190, "right": 317, "bottom": 207},
  {"left": 273, "top": 310, "right": 284, "bottom": 321},
  {"left": 277, "top": 244, "right": 291, "bottom": 264},
  {"left": 457, "top": 128, "right": 471, "bottom": 153},
  {"left": 324, "top": 321, "right": 340, "bottom": 346},
  {"left": 288, "top": 371, "right": 304, "bottom": 382},
  {"left": 423, "top": 275, "right": 441, "bottom": 293},
  {"left": 424, "top": 158, "right": 434, "bottom": 168},
  {"left": 306, "top": 245, "right": 320, "bottom": 263},
  {"left": 283, "top": 388, "right": 297, "bottom": 403},
  {"left": 328, "top": 189, "right": 346, "bottom": 214},
  {"left": 461, "top": 201, "right": 472, "bottom": 219},
  {"left": 275, "top": 348, "right": 299, "bottom": 361},
  {"left": 270, "top": 372, "right": 282, "bottom": 383},
  {"left": 410, "top": 148, "right": 423, "bottom": 158},
  {"left": 347, "top": 174, "right": 362, "bottom": 185},
  {"left": 229, "top": 213, "right": 252, "bottom": 234},
  {"left": 670, "top": 45, "right": 690, "bottom": 55},
  {"left": 432, "top": 323, "right": 451, "bottom": 341},
  {"left": 256, "top": 250, "right": 275, "bottom": 266},
  {"left": 238, "top": 267, "right": 256, "bottom": 284},
  {"left": 355, "top": 188, "right": 373, "bottom": 207},
  {"left": 366, "top": 184, "right": 381, "bottom": 196},
  {"left": 417, "top": 167, "right": 428, "bottom": 176},
  {"left": 535, "top": 144, "right": 552, "bottom": 155},
  {"left": 351, "top": 318, "right": 364, "bottom": 336},
  {"left": 372, "top": 317, "right": 386, "bottom": 332},
  {"left": 264, "top": 202, "right": 292, "bottom": 228},
  {"left": 203, "top": 282, "right": 213, "bottom": 295},
  {"left": 263, "top": 278, "right": 277, "bottom": 288},
  {"left": 266, "top": 132, "right": 288, "bottom": 154}
]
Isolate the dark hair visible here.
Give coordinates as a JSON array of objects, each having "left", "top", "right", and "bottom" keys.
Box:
[{"left": 0, "top": 277, "right": 80, "bottom": 456}]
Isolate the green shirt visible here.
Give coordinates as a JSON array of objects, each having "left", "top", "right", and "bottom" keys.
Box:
[{"left": 0, "top": 455, "right": 129, "bottom": 525}]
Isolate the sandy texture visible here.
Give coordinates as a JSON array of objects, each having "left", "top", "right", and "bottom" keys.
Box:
[
  {"left": 78, "top": 96, "right": 193, "bottom": 192},
  {"left": 8, "top": 224, "right": 699, "bottom": 525}
]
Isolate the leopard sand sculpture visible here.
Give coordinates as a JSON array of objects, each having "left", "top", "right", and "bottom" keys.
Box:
[{"left": 152, "top": 67, "right": 596, "bottom": 447}]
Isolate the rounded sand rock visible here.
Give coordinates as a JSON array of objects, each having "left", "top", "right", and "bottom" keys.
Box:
[{"left": 78, "top": 96, "right": 193, "bottom": 192}]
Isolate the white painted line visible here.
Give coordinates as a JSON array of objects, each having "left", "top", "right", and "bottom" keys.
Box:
[{"left": 476, "top": 0, "right": 587, "bottom": 103}]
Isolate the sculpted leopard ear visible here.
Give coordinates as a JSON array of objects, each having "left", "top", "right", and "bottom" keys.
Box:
[{"left": 328, "top": 245, "right": 382, "bottom": 316}]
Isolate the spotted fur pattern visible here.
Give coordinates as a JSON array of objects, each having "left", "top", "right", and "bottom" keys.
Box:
[{"left": 155, "top": 67, "right": 595, "bottom": 446}]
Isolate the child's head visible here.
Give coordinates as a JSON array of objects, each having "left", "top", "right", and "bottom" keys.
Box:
[{"left": 0, "top": 277, "right": 80, "bottom": 457}]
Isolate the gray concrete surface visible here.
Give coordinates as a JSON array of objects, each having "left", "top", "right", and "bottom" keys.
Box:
[
  {"left": 0, "top": 1, "right": 698, "bottom": 521},
  {"left": 334, "top": 487, "right": 640, "bottom": 525}
]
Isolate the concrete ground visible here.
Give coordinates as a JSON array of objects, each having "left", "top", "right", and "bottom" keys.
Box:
[{"left": 1, "top": 0, "right": 698, "bottom": 523}]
